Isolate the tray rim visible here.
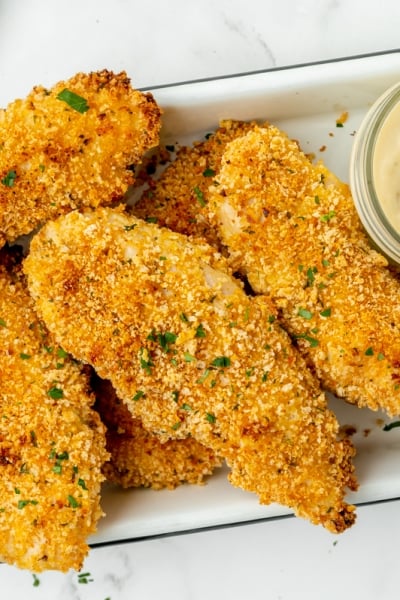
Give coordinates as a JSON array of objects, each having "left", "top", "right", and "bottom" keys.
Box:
[
  {"left": 89, "top": 47, "right": 400, "bottom": 547},
  {"left": 142, "top": 48, "right": 400, "bottom": 92}
]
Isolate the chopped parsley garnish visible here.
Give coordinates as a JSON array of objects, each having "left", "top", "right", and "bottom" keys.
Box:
[
  {"left": 56, "top": 89, "right": 89, "bottom": 113},
  {"left": 211, "top": 356, "right": 231, "bottom": 368},
  {"left": 365, "top": 347, "right": 374, "bottom": 356},
  {"left": 67, "top": 495, "right": 80, "bottom": 508},
  {"left": 32, "top": 574, "right": 40, "bottom": 587},
  {"left": 133, "top": 390, "right": 145, "bottom": 401},
  {"left": 1, "top": 170, "right": 17, "bottom": 187},
  {"left": 319, "top": 308, "right": 331, "bottom": 317},
  {"left": 171, "top": 390, "right": 179, "bottom": 402},
  {"left": 206, "top": 412, "right": 216, "bottom": 424},
  {"left": 383, "top": 420, "right": 400, "bottom": 431},
  {"left": 17, "top": 499, "right": 38, "bottom": 509},
  {"left": 78, "top": 478, "right": 88, "bottom": 490},
  {"left": 193, "top": 186, "right": 206, "bottom": 207},
  {"left": 180, "top": 313, "right": 189, "bottom": 322},
  {"left": 77, "top": 572, "right": 93, "bottom": 584},
  {"left": 124, "top": 224, "right": 137, "bottom": 231},
  {"left": 297, "top": 307, "right": 313, "bottom": 320},
  {"left": 320, "top": 211, "right": 336, "bottom": 222},
  {"left": 202, "top": 167, "right": 216, "bottom": 177},
  {"left": 19, "top": 352, "right": 31, "bottom": 360},
  {"left": 148, "top": 330, "right": 177, "bottom": 353},
  {"left": 180, "top": 403, "right": 192, "bottom": 411},
  {"left": 0, "top": 318, "right": 7, "bottom": 327},
  {"left": 139, "top": 348, "right": 153, "bottom": 374},
  {"left": 294, "top": 333, "right": 319, "bottom": 348},
  {"left": 145, "top": 216, "right": 158, "bottom": 223},
  {"left": 197, "top": 369, "right": 210, "bottom": 384},
  {"left": 184, "top": 352, "right": 196, "bottom": 362},
  {"left": 47, "top": 386, "right": 64, "bottom": 399},
  {"left": 195, "top": 323, "right": 207, "bottom": 338}
]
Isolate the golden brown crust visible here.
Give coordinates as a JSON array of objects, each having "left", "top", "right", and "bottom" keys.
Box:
[
  {"left": 132, "top": 120, "right": 258, "bottom": 248},
  {"left": 0, "top": 258, "right": 108, "bottom": 572},
  {"left": 25, "top": 206, "right": 357, "bottom": 533},
  {"left": 93, "top": 377, "right": 222, "bottom": 489},
  {"left": 0, "top": 69, "right": 161, "bottom": 244},
  {"left": 205, "top": 124, "right": 400, "bottom": 415}
]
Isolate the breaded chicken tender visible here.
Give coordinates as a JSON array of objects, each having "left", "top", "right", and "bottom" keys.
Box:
[
  {"left": 93, "top": 376, "right": 223, "bottom": 489},
  {"left": 205, "top": 124, "right": 400, "bottom": 415},
  {"left": 25, "top": 206, "right": 357, "bottom": 533},
  {"left": 0, "top": 70, "right": 161, "bottom": 245},
  {"left": 132, "top": 120, "right": 257, "bottom": 247},
  {"left": 0, "top": 255, "right": 108, "bottom": 572}
]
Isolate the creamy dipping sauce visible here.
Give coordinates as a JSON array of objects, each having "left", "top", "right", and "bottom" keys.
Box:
[{"left": 373, "top": 100, "right": 400, "bottom": 233}]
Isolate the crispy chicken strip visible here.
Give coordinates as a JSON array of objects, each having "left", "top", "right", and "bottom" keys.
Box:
[
  {"left": 25, "top": 206, "right": 357, "bottom": 533},
  {"left": 93, "top": 376, "right": 223, "bottom": 489},
  {"left": 132, "top": 120, "right": 257, "bottom": 247},
  {"left": 0, "top": 255, "right": 108, "bottom": 572},
  {"left": 205, "top": 124, "right": 400, "bottom": 415},
  {"left": 0, "top": 70, "right": 161, "bottom": 245}
]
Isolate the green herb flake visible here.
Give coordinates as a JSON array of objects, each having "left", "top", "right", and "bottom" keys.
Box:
[
  {"left": 383, "top": 420, "right": 400, "bottom": 431},
  {"left": 298, "top": 307, "right": 313, "bottom": 320},
  {"left": 1, "top": 170, "right": 17, "bottom": 187},
  {"left": 139, "top": 347, "right": 153, "bottom": 374},
  {"left": 78, "top": 478, "right": 88, "bottom": 490},
  {"left": 171, "top": 421, "right": 181, "bottom": 431},
  {"left": 32, "top": 574, "right": 40, "bottom": 587},
  {"left": 180, "top": 403, "right": 192, "bottom": 411},
  {"left": 320, "top": 211, "right": 336, "bottom": 222},
  {"left": 56, "top": 89, "right": 89, "bottom": 113},
  {"left": 17, "top": 499, "right": 38, "bottom": 509},
  {"left": 195, "top": 323, "right": 207, "bottom": 338},
  {"left": 193, "top": 186, "right": 206, "bottom": 207},
  {"left": 197, "top": 369, "right": 210, "bottom": 384},
  {"left": 133, "top": 390, "right": 145, "bottom": 401},
  {"left": 294, "top": 333, "right": 319, "bottom": 348},
  {"left": 47, "top": 386, "right": 64, "bottom": 400},
  {"left": 19, "top": 352, "right": 31, "bottom": 360},
  {"left": 306, "top": 266, "right": 317, "bottom": 286},
  {"left": 77, "top": 572, "right": 93, "bottom": 584},
  {"left": 124, "top": 224, "right": 137, "bottom": 231},
  {"left": 377, "top": 352, "right": 385, "bottom": 361},
  {"left": 211, "top": 356, "right": 231, "bottom": 368},
  {"left": 180, "top": 313, "right": 189, "bottom": 322},
  {"left": 184, "top": 352, "right": 196, "bottom": 363},
  {"left": 314, "top": 195, "right": 320, "bottom": 204},
  {"left": 320, "top": 308, "right": 332, "bottom": 317},
  {"left": 206, "top": 412, "right": 216, "bottom": 424},
  {"left": 67, "top": 495, "right": 80, "bottom": 509},
  {"left": 0, "top": 318, "right": 7, "bottom": 327},
  {"left": 202, "top": 167, "right": 216, "bottom": 177},
  {"left": 365, "top": 347, "right": 374, "bottom": 356}
]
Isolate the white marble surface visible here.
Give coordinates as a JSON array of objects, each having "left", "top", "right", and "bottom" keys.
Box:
[{"left": 1, "top": 1, "right": 400, "bottom": 598}]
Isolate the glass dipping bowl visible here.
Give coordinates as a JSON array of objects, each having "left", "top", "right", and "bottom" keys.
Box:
[{"left": 350, "top": 81, "right": 400, "bottom": 265}]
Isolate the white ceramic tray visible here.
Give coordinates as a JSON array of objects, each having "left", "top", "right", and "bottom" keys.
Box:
[{"left": 87, "top": 50, "right": 400, "bottom": 546}]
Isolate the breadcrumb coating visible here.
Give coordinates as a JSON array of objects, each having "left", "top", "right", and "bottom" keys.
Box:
[
  {"left": 0, "top": 256, "right": 108, "bottom": 572},
  {"left": 0, "top": 69, "right": 161, "bottom": 245},
  {"left": 205, "top": 124, "right": 400, "bottom": 415},
  {"left": 25, "top": 206, "right": 357, "bottom": 533},
  {"left": 132, "top": 120, "right": 257, "bottom": 247},
  {"left": 93, "top": 377, "right": 223, "bottom": 489}
]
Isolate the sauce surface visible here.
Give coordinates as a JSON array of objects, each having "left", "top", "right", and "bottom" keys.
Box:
[{"left": 373, "top": 101, "right": 400, "bottom": 233}]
